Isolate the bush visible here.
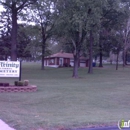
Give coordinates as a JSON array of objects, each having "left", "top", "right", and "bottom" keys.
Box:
[
  {"left": 3, "top": 83, "right": 9, "bottom": 87},
  {"left": 0, "top": 83, "right": 3, "bottom": 86},
  {"left": 18, "top": 81, "right": 24, "bottom": 86},
  {"left": 24, "top": 80, "right": 29, "bottom": 86},
  {"left": 14, "top": 81, "right": 18, "bottom": 86},
  {"left": 0, "top": 83, "right": 9, "bottom": 87},
  {"left": 63, "top": 63, "right": 71, "bottom": 67},
  {"left": 14, "top": 81, "right": 24, "bottom": 86},
  {"left": 69, "top": 64, "right": 71, "bottom": 67},
  {"left": 58, "top": 65, "right": 62, "bottom": 68}
]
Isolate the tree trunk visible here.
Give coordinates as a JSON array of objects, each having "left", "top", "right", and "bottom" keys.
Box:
[
  {"left": 99, "top": 46, "right": 103, "bottom": 67},
  {"left": 125, "top": 51, "right": 128, "bottom": 65},
  {"left": 72, "top": 54, "right": 79, "bottom": 78},
  {"left": 41, "top": 26, "right": 46, "bottom": 70},
  {"left": 41, "top": 51, "right": 45, "bottom": 70},
  {"left": 123, "top": 49, "right": 126, "bottom": 67},
  {"left": 116, "top": 51, "right": 119, "bottom": 70},
  {"left": 11, "top": 9, "right": 17, "bottom": 61},
  {"left": 98, "top": 35, "right": 103, "bottom": 67},
  {"left": 110, "top": 60, "right": 112, "bottom": 65},
  {"left": 88, "top": 30, "right": 93, "bottom": 74},
  {"left": 5, "top": 55, "right": 8, "bottom": 61}
]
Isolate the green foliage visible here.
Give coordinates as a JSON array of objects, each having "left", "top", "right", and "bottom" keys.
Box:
[
  {"left": 1, "top": 0, "right": 130, "bottom": 69},
  {"left": 0, "top": 9, "right": 11, "bottom": 60},
  {"left": 18, "top": 81, "right": 24, "bottom": 86},
  {"left": 17, "top": 24, "right": 32, "bottom": 58},
  {"left": 0, "top": 0, "right": 37, "bottom": 61},
  {"left": 21, "top": 25, "right": 42, "bottom": 60},
  {"left": 55, "top": 0, "right": 106, "bottom": 49},
  {"left": 14, "top": 80, "right": 29, "bottom": 86},
  {"left": 14, "top": 81, "right": 18, "bottom": 86},
  {"left": 14, "top": 81, "right": 24, "bottom": 86}
]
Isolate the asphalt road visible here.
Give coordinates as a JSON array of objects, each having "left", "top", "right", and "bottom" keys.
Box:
[{"left": 71, "top": 126, "right": 129, "bottom": 130}]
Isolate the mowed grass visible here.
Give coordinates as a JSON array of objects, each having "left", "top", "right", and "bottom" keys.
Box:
[{"left": 0, "top": 63, "right": 130, "bottom": 130}]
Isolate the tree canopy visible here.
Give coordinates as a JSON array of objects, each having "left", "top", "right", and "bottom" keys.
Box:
[{"left": 0, "top": 0, "right": 130, "bottom": 76}]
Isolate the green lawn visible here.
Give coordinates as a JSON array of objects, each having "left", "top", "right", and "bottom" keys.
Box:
[{"left": 0, "top": 63, "right": 130, "bottom": 130}]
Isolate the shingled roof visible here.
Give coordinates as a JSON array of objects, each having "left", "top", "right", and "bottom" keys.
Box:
[{"left": 46, "top": 52, "right": 87, "bottom": 60}]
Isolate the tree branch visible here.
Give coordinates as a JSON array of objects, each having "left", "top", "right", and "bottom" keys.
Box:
[{"left": 0, "top": 1, "right": 12, "bottom": 8}]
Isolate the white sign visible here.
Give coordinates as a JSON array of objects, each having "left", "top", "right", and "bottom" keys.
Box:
[{"left": 0, "top": 61, "right": 20, "bottom": 77}]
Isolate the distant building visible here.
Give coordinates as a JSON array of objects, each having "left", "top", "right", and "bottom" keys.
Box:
[{"left": 44, "top": 52, "right": 89, "bottom": 68}]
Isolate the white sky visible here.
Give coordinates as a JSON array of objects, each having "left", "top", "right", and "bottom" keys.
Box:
[
  {"left": 0, "top": 5, "right": 5, "bottom": 12},
  {"left": 0, "top": 5, "right": 35, "bottom": 26}
]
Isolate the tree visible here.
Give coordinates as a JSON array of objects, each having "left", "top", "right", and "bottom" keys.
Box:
[
  {"left": 0, "top": 9, "right": 11, "bottom": 60},
  {"left": 17, "top": 24, "right": 32, "bottom": 59},
  {"left": 122, "top": 18, "right": 130, "bottom": 66},
  {"left": 55, "top": 0, "right": 103, "bottom": 77},
  {"left": 107, "top": 0, "right": 130, "bottom": 67},
  {"left": 28, "top": 0, "right": 56, "bottom": 69},
  {"left": 0, "top": 0, "right": 37, "bottom": 61},
  {"left": 88, "top": 30, "right": 94, "bottom": 73},
  {"left": 109, "top": 30, "right": 123, "bottom": 70},
  {"left": 23, "top": 25, "right": 43, "bottom": 61},
  {"left": 98, "top": 0, "right": 124, "bottom": 67}
]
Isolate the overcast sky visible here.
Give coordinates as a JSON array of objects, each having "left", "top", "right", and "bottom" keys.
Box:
[
  {"left": 0, "top": 5, "right": 5, "bottom": 12},
  {"left": 0, "top": 5, "right": 36, "bottom": 26}
]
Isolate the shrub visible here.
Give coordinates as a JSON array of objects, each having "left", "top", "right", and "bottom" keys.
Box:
[
  {"left": 14, "top": 81, "right": 24, "bottom": 86},
  {"left": 63, "top": 63, "right": 70, "bottom": 67},
  {"left": 0, "top": 83, "right": 3, "bottom": 86},
  {"left": 18, "top": 81, "right": 24, "bottom": 86},
  {"left": 14, "top": 81, "right": 18, "bottom": 86},
  {"left": 3, "top": 83, "right": 9, "bottom": 87},
  {"left": 0, "top": 83, "right": 9, "bottom": 87},
  {"left": 58, "top": 65, "right": 62, "bottom": 68},
  {"left": 24, "top": 80, "right": 29, "bottom": 86}
]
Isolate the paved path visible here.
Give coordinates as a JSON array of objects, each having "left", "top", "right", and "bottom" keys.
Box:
[{"left": 0, "top": 119, "right": 15, "bottom": 130}]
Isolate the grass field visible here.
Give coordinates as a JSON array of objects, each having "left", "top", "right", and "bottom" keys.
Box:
[{"left": 0, "top": 63, "right": 130, "bottom": 130}]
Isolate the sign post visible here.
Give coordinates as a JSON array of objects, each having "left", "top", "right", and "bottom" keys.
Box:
[{"left": 19, "top": 60, "right": 22, "bottom": 81}]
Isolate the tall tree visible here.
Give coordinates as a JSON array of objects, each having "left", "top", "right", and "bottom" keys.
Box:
[
  {"left": 122, "top": 18, "right": 130, "bottom": 66},
  {"left": 0, "top": 0, "right": 37, "bottom": 61},
  {"left": 55, "top": 0, "right": 103, "bottom": 77},
  {"left": 29, "top": 0, "right": 56, "bottom": 69},
  {"left": 0, "top": 9, "right": 11, "bottom": 60},
  {"left": 109, "top": 29, "right": 123, "bottom": 70},
  {"left": 98, "top": 0, "right": 123, "bottom": 67},
  {"left": 88, "top": 30, "right": 93, "bottom": 74}
]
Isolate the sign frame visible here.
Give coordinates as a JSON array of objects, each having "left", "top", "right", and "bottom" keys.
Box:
[{"left": 0, "top": 61, "right": 21, "bottom": 80}]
